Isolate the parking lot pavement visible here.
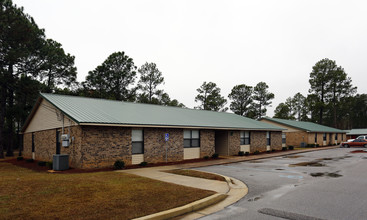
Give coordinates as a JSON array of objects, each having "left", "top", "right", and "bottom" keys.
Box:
[{"left": 194, "top": 148, "right": 367, "bottom": 220}]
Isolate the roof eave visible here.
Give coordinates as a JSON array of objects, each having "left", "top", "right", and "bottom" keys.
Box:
[
  {"left": 78, "top": 122, "right": 285, "bottom": 131},
  {"left": 261, "top": 118, "right": 345, "bottom": 133}
]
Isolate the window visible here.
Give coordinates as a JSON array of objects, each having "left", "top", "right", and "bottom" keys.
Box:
[
  {"left": 240, "top": 131, "right": 250, "bottom": 145},
  {"left": 315, "top": 133, "right": 317, "bottom": 142},
  {"left": 266, "top": 132, "right": 271, "bottom": 146},
  {"left": 184, "top": 130, "right": 200, "bottom": 148},
  {"left": 132, "top": 129, "right": 144, "bottom": 154},
  {"left": 282, "top": 133, "right": 286, "bottom": 144},
  {"left": 323, "top": 133, "right": 327, "bottom": 141},
  {"left": 335, "top": 134, "right": 338, "bottom": 140}
]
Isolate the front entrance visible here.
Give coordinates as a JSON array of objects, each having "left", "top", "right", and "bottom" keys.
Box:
[{"left": 215, "top": 131, "right": 229, "bottom": 156}]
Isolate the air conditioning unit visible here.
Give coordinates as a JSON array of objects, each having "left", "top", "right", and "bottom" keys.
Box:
[
  {"left": 300, "top": 142, "right": 307, "bottom": 148},
  {"left": 53, "top": 154, "right": 69, "bottom": 171}
]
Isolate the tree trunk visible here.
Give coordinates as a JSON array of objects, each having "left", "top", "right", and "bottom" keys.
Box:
[
  {"left": 0, "top": 78, "right": 6, "bottom": 159},
  {"left": 6, "top": 64, "right": 14, "bottom": 157},
  {"left": 319, "top": 83, "right": 325, "bottom": 124}
]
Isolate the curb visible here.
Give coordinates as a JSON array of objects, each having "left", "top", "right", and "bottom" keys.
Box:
[{"left": 133, "top": 193, "right": 227, "bottom": 220}]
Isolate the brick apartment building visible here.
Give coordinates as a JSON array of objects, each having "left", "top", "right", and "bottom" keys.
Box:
[
  {"left": 260, "top": 117, "right": 346, "bottom": 147},
  {"left": 22, "top": 93, "right": 283, "bottom": 168}
]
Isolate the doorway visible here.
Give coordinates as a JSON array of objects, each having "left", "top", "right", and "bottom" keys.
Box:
[{"left": 215, "top": 130, "right": 228, "bottom": 156}]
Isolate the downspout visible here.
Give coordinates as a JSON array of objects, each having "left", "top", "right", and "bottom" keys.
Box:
[{"left": 62, "top": 113, "right": 64, "bottom": 135}]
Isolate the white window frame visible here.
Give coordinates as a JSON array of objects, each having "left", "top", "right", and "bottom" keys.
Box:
[
  {"left": 184, "top": 130, "right": 200, "bottom": 148},
  {"left": 132, "top": 129, "right": 144, "bottom": 154}
]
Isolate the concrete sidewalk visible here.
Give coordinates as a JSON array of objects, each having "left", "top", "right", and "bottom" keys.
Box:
[
  {"left": 121, "top": 146, "right": 339, "bottom": 220},
  {"left": 120, "top": 165, "right": 248, "bottom": 220}
]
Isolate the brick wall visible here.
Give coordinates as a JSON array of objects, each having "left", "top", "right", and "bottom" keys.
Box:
[
  {"left": 80, "top": 126, "right": 131, "bottom": 168},
  {"left": 60, "top": 126, "right": 83, "bottom": 168},
  {"left": 307, "top": 132, "right": 325, "bottom": 146},
  {"left": 250, "top": 131, "right": 267, "bottom": 153},
  {"left": 23, "top": 133, "right": 32, "bottom": 158},
  {"left": 270, "top": 131, "right": 282, "bottom": 150},
  {"left": 200, "top": 130, "right": 215, "bottom": 157},
  {"left": 307, "top": 133, "right": 314, "bottom": 145},
  {"left": 228, "top": 131, "right": 240, "bottom": 155},
  {"left": 22, "top": 126, "right": 83, "bottom": 168},
  {"left": 144, "top": 128, "right": 184, "bottom": 163},
  {"left": 286, "top": 131, "right": 308, "bottom": 147}
]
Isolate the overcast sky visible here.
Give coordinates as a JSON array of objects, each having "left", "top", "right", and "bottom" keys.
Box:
[{"left": 14, "top": 0, "right": 367, "bottom": 116}]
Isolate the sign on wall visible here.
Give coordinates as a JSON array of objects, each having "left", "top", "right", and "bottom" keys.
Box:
[{"left": 165, "top": 133, "right": 169, "bottom": 142}]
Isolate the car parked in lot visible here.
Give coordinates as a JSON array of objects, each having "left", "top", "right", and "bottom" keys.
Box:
[{"left": 341, "top": 139, "right": 367, "bottom": 148}]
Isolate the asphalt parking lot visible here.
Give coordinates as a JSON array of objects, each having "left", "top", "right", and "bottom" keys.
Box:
[{"left": 195, "top": 148, "right": 367, "bottom": 220}]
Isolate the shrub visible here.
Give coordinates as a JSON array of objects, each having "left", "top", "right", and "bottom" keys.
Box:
[
  {"left": 113, "top": 160, "right": 125, "bottom": 170},
  {"left": 212, "top": 153, "right": 219, "bottom": 159},
  {"left": 46, "top": 161, "right": 53, "bottom": 169},
  {"left": 139, "top": 162, "right": 148, "bottom": 167},
  {"left": 203, "top": 156, "right": 209, "bottom": 160},
  {"left": 238, "top": 151, "right": 245, "bottom": 156},
  {"left": 266, "top": 150, "right": 270, "bottom": 153},
  {"left": 17, "top": 156, "right": 23, "bottom": 161},
  {"left": 288, "top": 146, "right": 294, "bottom": 150},
  {"left": 272, "top": 149, "right": 276, "bottom": 152},
  {"left": 245, "top": 152, "right": 250, "bottom": 156},
  {"left": 25, "top": 158, "right": 34, "bottom": 163},
  {"left": 282, "top": 147, "right": 287, "bottom": 151},
  {"left": 254, "top": 150, "right": 260, "bottom": 155},
  {"left": 38, "top": 161, "right": 46, "bottom": 166}
]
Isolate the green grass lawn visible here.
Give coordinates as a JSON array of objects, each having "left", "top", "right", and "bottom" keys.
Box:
[{"left": 0, "top": 162, "right": 215, "bottom": 220}]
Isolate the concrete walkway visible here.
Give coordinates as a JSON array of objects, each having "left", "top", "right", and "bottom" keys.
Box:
[{"left": 120, "top": 146, "right": 339, "bottom": 220}]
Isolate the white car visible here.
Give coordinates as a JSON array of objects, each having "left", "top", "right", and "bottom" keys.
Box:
[{"left": 357, "top": 135, "right": 367, "bottom": 140}]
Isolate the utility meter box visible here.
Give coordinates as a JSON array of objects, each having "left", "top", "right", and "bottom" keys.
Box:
[{"left": 61, "top": 134, "right": 70, "bottom": 147}]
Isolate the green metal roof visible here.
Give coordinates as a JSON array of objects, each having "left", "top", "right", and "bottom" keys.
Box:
[
  {"left": 261, "top": 117, "right": 345, "bottom": 133},
  {"left": 345, "top": 129, "right": 367, "bottom": 135},
  {"left": 31, "top": 93, "right": 283, "bottom": 131}
]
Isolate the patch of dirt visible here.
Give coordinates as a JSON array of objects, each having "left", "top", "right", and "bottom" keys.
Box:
[{"left": 289, "top": 161, "right": 325, "bottom": 167}]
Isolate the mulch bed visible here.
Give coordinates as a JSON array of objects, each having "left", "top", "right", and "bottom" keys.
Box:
[
  {"left": 350, "top": 150, "right": 367, "bottom": 153},
  {"left": 0, "top": 157, "right": 224, "bottom": 174}
]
